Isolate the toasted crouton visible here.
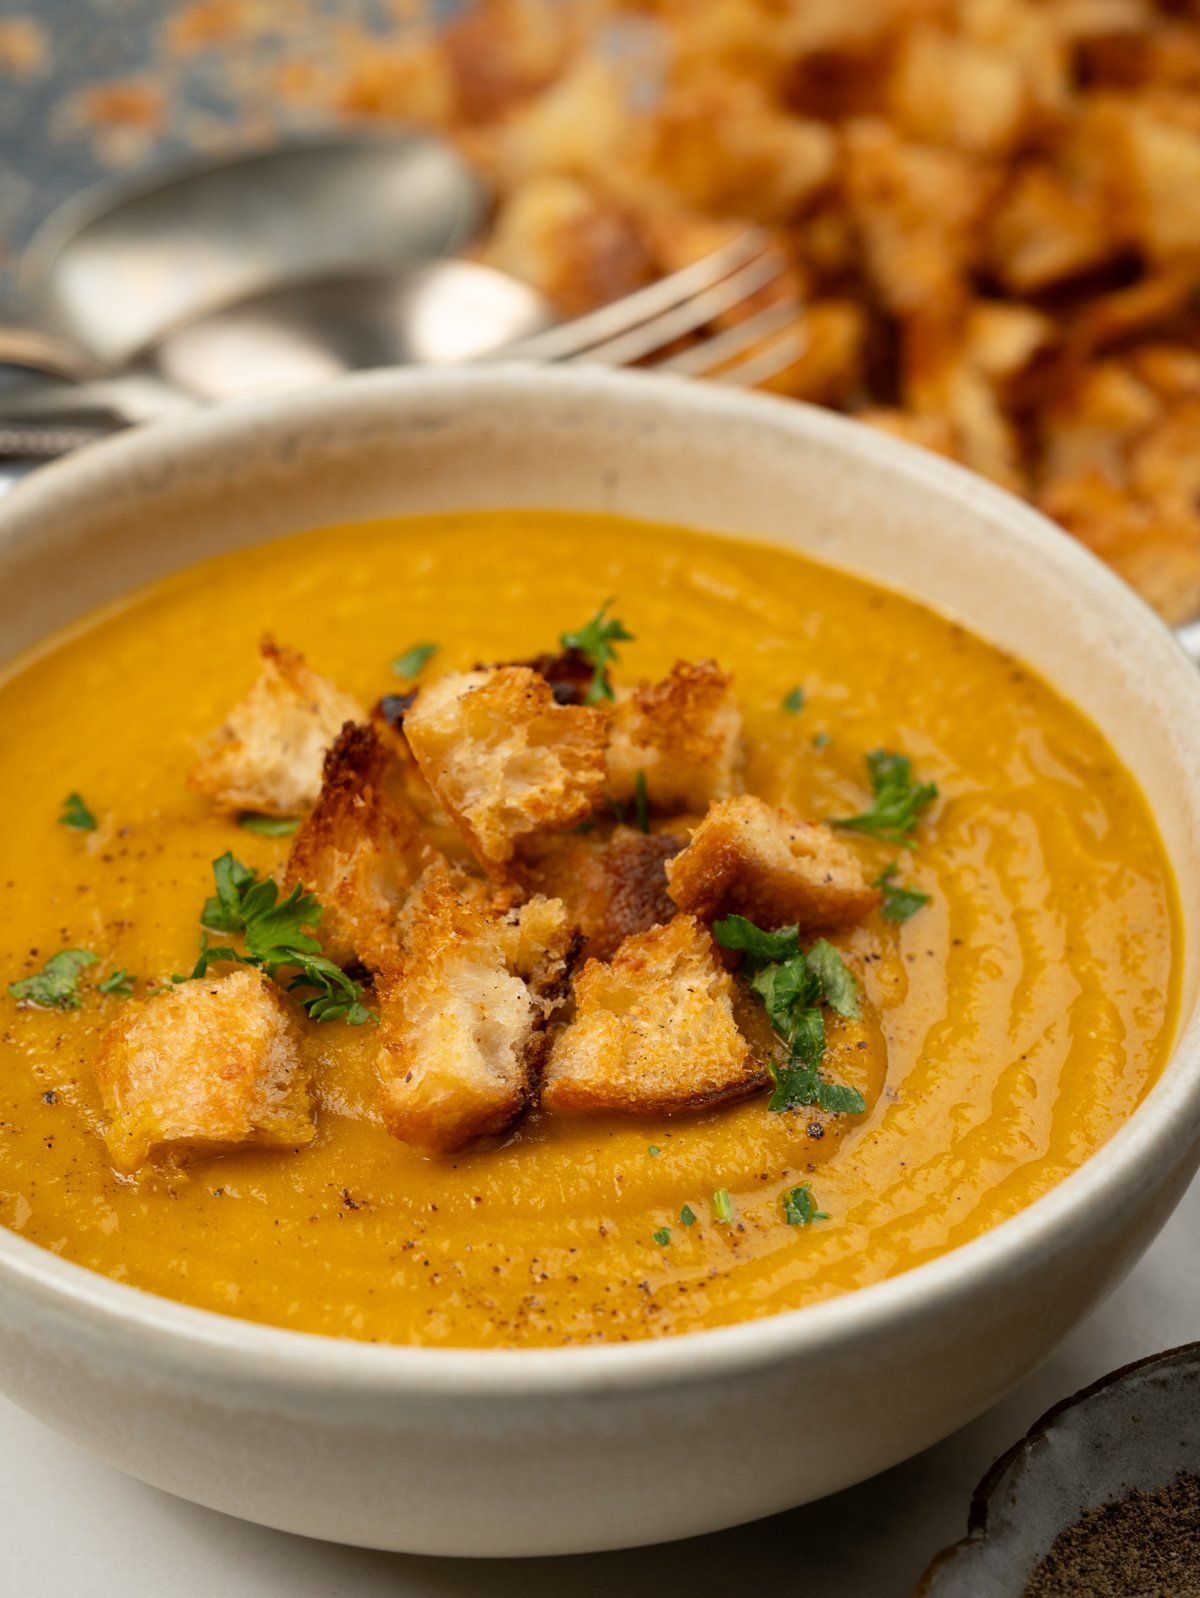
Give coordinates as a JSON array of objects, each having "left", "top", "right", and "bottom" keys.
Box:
[
  {"left": 665, "top": 795, "right": 880, "bottom": 931},
  {"left": 189, "top": 636, "right": 365, "bottom": 818},
  {"left": 283, "top": 723, "right": 439, "bottom": 971},
  {"left": 92, "top": 968, "right": 312, "bottom": 1173},
  {"left": 377, "top": 869, "right": 575, "bottom": 1153},
  {"left": 520, "top": 825, "right": 684, "bottom": 962},
  {"left": 542, "top": 915, "right": 764, "bottom": 1116},
  {"left": 403, "top": 666, "right": 608, "bottom": 875},
  {"left": 606, "top": 660, "right": 744, "bottom": 814}
]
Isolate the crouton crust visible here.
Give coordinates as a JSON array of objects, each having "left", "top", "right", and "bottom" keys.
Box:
[
  {"left": 520, "top": 825, "right": 684, "bottom": 962},
  {"left": 189, "top": 635, "right": 365, "bottom": 818},
  {"left": 403, "top": 666, "right": 608, "bottom": 875},
  {"left": 377, "top": 867, "right": 575, "bottom": 1153},
  {"left": 284, "top": 722, "right": 439, "bottom": 971},
  {"left": 542, "top": 914, "right": 765, "bottom": 1116},
  {"left": 92, "top": 968, "right": 313, "bottom": 1173},
  {"left": 665, "top": 794, "right": 881, "bottom": 930},
  {"left": 606, "top": 660, "right": 744, "bottom": 814}
]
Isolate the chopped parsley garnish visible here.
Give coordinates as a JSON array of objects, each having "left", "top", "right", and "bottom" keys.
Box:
[
  {"left": 680, "top": 1204, "right": 697, "bottom": 1227},
  {"left": 559, "top": 600, "right": 633, "bottom": 705},
  {"left": 712, "top": 1188, "right": 735, "bottom": 1224},
  {"left": 648, "top": 1144, "right": 661, "bottom": 1158},
  {"left": 59, "top": 792, "right": 97, "bottom": 831},
  {"left": 875, "top": 862, "right": 931, "bottom": 923},
  {"left": 831, "top": 749, "right": 937, "bottom": 848},
  {"left": 812, "top": 731, "right": 831, "bottom": 750},
  {"left": 238, "top": 814, "right": 301, "bottom": 838},
  {"left": 9, "top": 949, "right": 98, "bottom": 1010},
  {"left": 390, "top": 641, "right": 439, "bottom": 679},
  {"left": 784, "top": 1184, "right": 829, "bottom": 1226},
  {"left": 178, "top": 853, "right": 374, "bottom": 1025},
  {"left": 713, "top": 917, "right": 867, "bottom": 1118},
  {"left": 652, "top": 1227, "right": 671, "bottom": 1247},
  {"left": 805, "top": 939, "right": 861, "bottom": 1020},
  {"left": 634, "top": 769, "right": 650, "bottom": 834},
  {"left": 711, "top": 915, "right": 800, "bottom": 967},
  {"left": 782, "top": 686, "right": 806, "bottom": 714},
  {"left": 97, "top": 968, "right": 136, "bottom": 998}
]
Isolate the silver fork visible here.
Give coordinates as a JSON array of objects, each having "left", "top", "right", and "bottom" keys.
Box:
[
  {"left": 495, "top": 228, "right": 806, "bottom": 386},
  {"left": 0, "top": 230, "right": 805, "bottom": 460}
]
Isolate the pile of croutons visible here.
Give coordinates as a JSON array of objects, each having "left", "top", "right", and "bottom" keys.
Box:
[
  {"left": 94, "top": 636, "right": 880, "bottom": 1170},
  {"left": 312, "top": 0, "right": 1200, "bottom": 623}
]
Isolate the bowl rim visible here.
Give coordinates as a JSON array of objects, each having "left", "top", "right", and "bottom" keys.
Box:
[{"left": 2, "top": 361, "right": 1199, "bottom": 1396}]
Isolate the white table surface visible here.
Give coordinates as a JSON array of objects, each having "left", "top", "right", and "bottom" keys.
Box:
[{"left": 1, "top": 1171, "right": 1197, "bottom": 1598}]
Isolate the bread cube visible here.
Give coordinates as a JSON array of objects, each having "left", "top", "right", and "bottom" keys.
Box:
[
  {"left": 520, "top": 825, "right": 684, "bottom": 962},
  {"left": 92, "top": 968, "right": 313, "bottom": 1172},
  {"left": 606, "top": 659, "right": 743, "bottom": 814},
  {"left": 403, "top": 666, "right": 607, "bottom": 875},
  {"left": 542, "top": 914, "right": 763, "bottom": 1115},
  {"left": 377, "top": 869, "right": 575, "bottom": 1153},
  {"left": 665, "top": 794, "right": 880, "bottom": 930},
  {"left": 189, "top": 636, "right": 364, "bottom": 818},
  {"left": 284, "top": 722, "right": 439, "bottom": 971}
]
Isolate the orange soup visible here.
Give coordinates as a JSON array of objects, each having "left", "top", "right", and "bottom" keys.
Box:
[{"left": 0, "top": 512, "right": 1180, "bottom": 1346}]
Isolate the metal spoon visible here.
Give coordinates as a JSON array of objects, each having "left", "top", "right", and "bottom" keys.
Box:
[
  {"left": 13, "top": 131, "right": 488, "bottom": 371},
  {"left": 0, "top": 261, "right": 556, "bottom": 453}
]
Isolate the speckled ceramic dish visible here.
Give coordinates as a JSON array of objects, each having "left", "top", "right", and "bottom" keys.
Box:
[
  {"left": 917, "top": 1342, "right": 1200, "bottom": 1596},
  {"left": 1, "top": 367, "right": 1199, "bottom": 1557}
]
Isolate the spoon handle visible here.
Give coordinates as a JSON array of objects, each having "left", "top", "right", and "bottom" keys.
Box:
[
  {"left": 0, "top": 421, "right": 122, "bottom": 460},
  {"left": 0, "top": 325, "right": 105, "bottom": 382}
]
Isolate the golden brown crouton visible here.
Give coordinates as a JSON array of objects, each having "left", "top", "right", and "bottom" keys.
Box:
[
  {"left": 606, "top": 660, "right": 743, "bottom": 814},
  {"left": 377, "top": 868, "right": 575, "bottom": 1153},
  {"left": 542, "top": 914, "right": 765, "bottom": 1116},
  {"left": 519, "top": 825, "right": 685, "bottom": 962},
  {"left": 189, "top": 636, "right": 365, "bottom": 818},
  {"left": 665, "top": 794, "right": 880, "bottom": 931},
  {"left": 403, "top": 666, "right": 608, "bottom": 876},
  {"left": 92, "top": 968, "right": 313, "bottom": 1173},
  {"left": 283, "top": 723, "right": 439, "bottom": 971}
]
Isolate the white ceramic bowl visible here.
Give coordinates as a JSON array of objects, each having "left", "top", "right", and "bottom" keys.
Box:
[{"left": 1, "top": 367, "right": 1200, "bottom": 1559}]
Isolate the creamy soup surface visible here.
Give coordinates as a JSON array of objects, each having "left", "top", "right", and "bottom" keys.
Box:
[{"left": 0, "top": 511, "right": 1179, "bottom": 1347}]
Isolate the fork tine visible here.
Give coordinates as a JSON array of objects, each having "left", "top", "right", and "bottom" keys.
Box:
[
  {"left": 565, "top": 250, "right": 789, "bottom": 368},
  {"left": 495, "top": 229, "right": 771, "bottom": 364},
  {"left": 647, "top": 297, "right": 803, "bottom": 378},
  {"left": 713, "top": 327, "right": 809, "bottom": 389}
]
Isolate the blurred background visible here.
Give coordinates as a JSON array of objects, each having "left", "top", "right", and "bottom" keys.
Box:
[{"left": 5, "top": 0, "right": 1200, "bottom": 625}]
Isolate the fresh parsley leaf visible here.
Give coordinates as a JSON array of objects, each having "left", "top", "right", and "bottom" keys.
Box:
[
  {"left": 876, "top": 861, "right": 931, "bottom": 923},
  {"left": 750, "top": 958, "right": 822, "bottom": 1045},
  {"left": 559, "top": 600, "right": 633, "bottom": 705},
  {"left": 238, "top": 814, "right": 301, "bottom": 838},
  {"left": 767, "top": 1061, "right": 821, "bottom": 1112},
  {"left": 832, "top": 749, "right": 937, "bottom": 848},
  {"left": 391, "top": 641, "right": 439, "bottom": 679},
  {"left": 812, "top": 731, "right": 831, "bottom": 750},
  {"left": 727, "top": 913, "right": 867, "bottom": 1119},
  {"left": 648, "top": 1144, "right": 661, "bottom": 1158},
  {"left": 98, "top": 968, "right": 136, "bottom": 998},
  {"left": 185, "top": 854, "right": 374, "bottom": 1026},
  {"left": 713, "top": 915, "right": 799, "bottom": 971},
  {"left": 634, "top": 769, "right": 650, "bottom": 834},
  {"left": 59, "top": 792, "right": 97, "bottom": 831},
  {"left": 805, "top": 940, "right": 860, "bottom": 1019},
  {"left": 9, "top": 949, "right": 98, "bottom": 1010},
  {"left": 817, "top": 1081, "right": 867, "bottom": 1115},
  {"left": 680, "top": 1204, "right": 697, "bottom": 1227},
  {"left": 652, "top": 1227, "right": 671, "bottom": 1247},
  {"left": 783, "top": 686, "right": 805, "bottom": 714},
  {"left": 712, "top": 1188, "right": 735, "bottom": 1225},
  {"left": 784, "top": 1184, "right": 829, "bottom": 1226}
]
